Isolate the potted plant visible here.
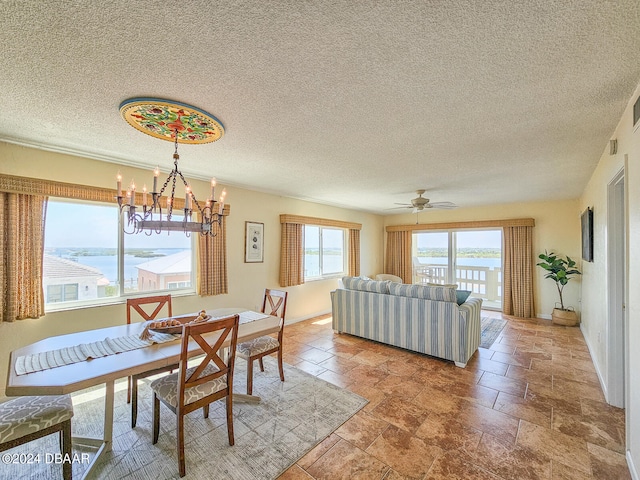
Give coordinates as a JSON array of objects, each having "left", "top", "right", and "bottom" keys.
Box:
[{"left": 537, "top": 251, "right": 582, "bottom": 326}]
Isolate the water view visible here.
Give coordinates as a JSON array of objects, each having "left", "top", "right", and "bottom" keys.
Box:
[
  {"left": 44, "top": 247, "right": 189, "bottom": 284},
  {"left": 416, "top": 248, "right": 501, "bottom": 268}
]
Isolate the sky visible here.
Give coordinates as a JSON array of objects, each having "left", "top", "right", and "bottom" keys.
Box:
[
  {"left": 45, "top": 200, "right": 191, "bottom": 249},
  {"left": 304, "top": 226, "right": 344, "bottom": 249},
  {"left": 415, "top": 230, "right": 502, "bottom": 249}
]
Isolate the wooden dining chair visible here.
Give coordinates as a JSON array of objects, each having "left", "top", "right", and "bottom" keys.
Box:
[
  {"left": 0, "top": 395, "right": 74, "bottom": 480},
  {"left": 150, "top": 314, "right": 239, "bottom": 478},
  {"left": 126, "top": 294, "right": 174, "bottom": 428},
  {"left": 236, "top": 289, "right": 288, "bottom": 395}
]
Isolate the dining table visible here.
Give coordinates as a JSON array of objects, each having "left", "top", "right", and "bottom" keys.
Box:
[{"left": 5, "top": 307, "right": 280, "bottom": 479}]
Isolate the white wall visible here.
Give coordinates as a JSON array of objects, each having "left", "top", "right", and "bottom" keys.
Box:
[
  {"left": 579, "top": 80, "right": 640, "bottom": 478},
  {"left": 383, "top": 200, "right": 582, "bottom": 318},
  {"left": 0, "top": 142, "right": 385, "bottom": 397}
]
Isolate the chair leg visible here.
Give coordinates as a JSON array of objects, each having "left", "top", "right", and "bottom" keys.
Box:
[
  {"left": 203, "top": 404, "right": 209, "bottom": 418},
  {"left": 277, "top": 348, "right": 285, "bottom": 382},
  {"left": 61, "top": 419, "right": 72, "bottom": 480},
  {"left": 247, "top": 358, "right": 254, "bottom": 395},
  {"left": 258, "top": 357, "right": 265, "bottom": 372},
  {"left": 226, "top": 394, "right": 234, "bottom": 446},
  {"left": 177, "top": 413, "right": 186, "bottom": 477},
  {"left": 127, "top": 375, "right": 132, "bottom": 404},
  {"left": 131, "top": 377, "right": 138, "bottom": 428},
  {"left": 152, "top": 394, "right": 160, "bottom": 444}
]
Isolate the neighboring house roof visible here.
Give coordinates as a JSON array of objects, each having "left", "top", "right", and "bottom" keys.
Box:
[
  {"left": 43, "top": 254, "right": 106, "bottom": 279},
  {"left": 135, "top": 250, "right": 191, "bottom": 275}
]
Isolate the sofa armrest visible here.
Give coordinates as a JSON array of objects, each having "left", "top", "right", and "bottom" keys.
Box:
[{"left": 458, "top": 297, "right": 483, "bottom": 322}]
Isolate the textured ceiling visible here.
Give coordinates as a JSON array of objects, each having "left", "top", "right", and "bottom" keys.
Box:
[{"left": 1, "top": 1, "right": 639, "bottom": 214}]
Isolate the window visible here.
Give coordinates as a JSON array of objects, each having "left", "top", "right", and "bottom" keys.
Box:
[
  {"left": 43, "top": 198, "right": 195, "bottom": 310},
  {"left": 304, "top": 225, "right": 346, "bottom": 280},
  {"left": 46, "top": 283, "right": 78, "bottom": 303},
  {"left": 123, "top": 216, "right": 193, "bottom": 294},
  {"left": 413, "top": 229, "right": 503, "bottom": 309}
]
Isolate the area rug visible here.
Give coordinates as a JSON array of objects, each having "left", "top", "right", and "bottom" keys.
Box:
[
  {"left": 480, "top": 316, "right": 507, "bottom": 349},
  {"left": 3, "top": 357, "right": 367, "bottom": 480}
]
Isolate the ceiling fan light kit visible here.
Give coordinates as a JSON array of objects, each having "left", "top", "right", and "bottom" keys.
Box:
[{"left": 393, "top": 189, "right": 457, "bottom": 213}]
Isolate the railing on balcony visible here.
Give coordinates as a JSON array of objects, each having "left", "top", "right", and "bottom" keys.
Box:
[{"left": 413, "top": 263, "right": 502, "bottom": 305}]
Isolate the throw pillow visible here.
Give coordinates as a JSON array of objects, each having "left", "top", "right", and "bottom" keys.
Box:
[
  {"left": 342, "top": 276, "right": 391, "bottom": 294},
  {"left": 388, "top": 283, "right": 457, "bottom": 302},
  {"left": 456, "top": 290, "right": 472, "bottom": 305}
]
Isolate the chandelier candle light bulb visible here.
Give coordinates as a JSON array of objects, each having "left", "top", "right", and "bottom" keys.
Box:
[
  {"left": 116, "top": 173, "right": 122, "bottom": 197},
  {"left": 218, "top": 188, "right": 226, "bottom": 215},
  {"left": 185, "top": 187, "right": 192, "bottom": 210},
  {"left": 153, "top": 167, "right": 159, "bottom": 193}
]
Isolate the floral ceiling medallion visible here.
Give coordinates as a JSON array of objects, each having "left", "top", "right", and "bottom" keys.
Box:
[{"left": 119, "top": 97, "right": 225, "bottom": 144}]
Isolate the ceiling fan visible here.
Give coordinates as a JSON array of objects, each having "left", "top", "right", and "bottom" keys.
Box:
[{"left": 392, "top": 190, "right": 457, "bottom": 213}]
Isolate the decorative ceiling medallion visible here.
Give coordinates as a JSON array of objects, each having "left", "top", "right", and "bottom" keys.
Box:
[{"left": 119, "top": 97, "right": 225, "bottom": 144}]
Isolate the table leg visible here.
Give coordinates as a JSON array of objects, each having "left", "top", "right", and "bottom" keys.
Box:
[
  {"left": 234, "top": 393, "right": 261, "bottom": 404},
  {"left": 73, "top": 380, "right": 115, "bottom": 479}
]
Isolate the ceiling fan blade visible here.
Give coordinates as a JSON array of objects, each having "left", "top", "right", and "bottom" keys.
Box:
[
  {"left": 393, "top": 203, "right": 413, "bottom": 206},
  {"left": 429, "top": 202, "right": 457, "bottom": 209},
  {"left": 387, "top": 206, "right": 412, "bottom": 210}
]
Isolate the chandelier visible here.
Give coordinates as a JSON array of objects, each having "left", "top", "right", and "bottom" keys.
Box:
[{"left": 117, "top": 98, "right": 227, "bottom": 236}]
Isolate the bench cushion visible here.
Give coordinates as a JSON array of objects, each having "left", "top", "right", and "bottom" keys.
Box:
[{"left": 0, "top": 395, "right": 73, "bottom": 444}]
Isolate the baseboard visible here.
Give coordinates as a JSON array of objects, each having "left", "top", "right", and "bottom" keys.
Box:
[
  {"left": 286, "top": 309, "right": 332, "bottom": 325},
  {"left": 580, "top": 323, "right": 609, "bottom": 402},
  {"left": 628, "top": 450, "right": 639, "bottom": 480},
  {"left": 538, "top": 313, "right": 552, "bottom": 320}
]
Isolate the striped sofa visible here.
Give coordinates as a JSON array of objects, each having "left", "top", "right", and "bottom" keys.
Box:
[{"left": 331, "top": 277, "right": 483, "bottom": 367}]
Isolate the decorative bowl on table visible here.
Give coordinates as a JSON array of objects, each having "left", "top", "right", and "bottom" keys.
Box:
[{"left": 146, "top": 310, "right": 211, "bottom": 335}]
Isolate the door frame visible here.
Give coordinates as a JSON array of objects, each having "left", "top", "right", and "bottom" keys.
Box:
[{"left": 606, "top": 168, "right": 626, "bottom": 408}]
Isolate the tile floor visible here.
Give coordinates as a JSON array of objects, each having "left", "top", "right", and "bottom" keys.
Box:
[{"left": 276, "top": 311, "right": 630, "bottom": 479}]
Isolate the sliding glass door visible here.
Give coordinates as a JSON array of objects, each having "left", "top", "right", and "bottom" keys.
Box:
[{"left": 413, "top": 229, "right": 502, "bottom": 309}]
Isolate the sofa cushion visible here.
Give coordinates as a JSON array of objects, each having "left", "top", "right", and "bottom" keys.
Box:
[
  {"left": 342, "top": 276, "right": 391, "bottom": 294},
  {"left": 389, "top": 282, "right": 457, "bottom": 302},
  {"left": 456, "top": 290, "right": 472, "bottom": 305}
]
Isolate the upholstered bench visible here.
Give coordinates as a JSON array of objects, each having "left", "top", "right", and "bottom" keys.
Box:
[{"left": 0, "top": 395, "right": 74, "bottom": 479}]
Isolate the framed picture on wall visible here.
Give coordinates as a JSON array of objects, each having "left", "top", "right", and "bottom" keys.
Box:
[
  {"left": 245, "top": 221, "right": 264, "bottom": 263},
  {"left": 581, "top": 207, "right": 594, "bottom": 262}
]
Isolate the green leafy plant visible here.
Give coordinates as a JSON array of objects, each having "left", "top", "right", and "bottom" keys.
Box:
[{"left": 537, "top": 251, "right": 582, "bottom": 311}]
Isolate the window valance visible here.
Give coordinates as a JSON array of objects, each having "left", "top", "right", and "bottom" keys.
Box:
[
  {"left": 279, "top": 214, "right": 361, "bottom": 230},
  {"left": 385, "top": 218, "right": 534, "bottom": 232},
  {"left": 0, "top": 173, "right": 230, "bottom": 215}
]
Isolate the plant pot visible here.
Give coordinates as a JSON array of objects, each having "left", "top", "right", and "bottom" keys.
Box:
[{"left": 552, "top": 308, "right": 579, "bottom": 326}]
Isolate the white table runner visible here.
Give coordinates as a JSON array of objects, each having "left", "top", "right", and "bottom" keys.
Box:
[
  {"left": 14, "top": 331, "right": 179, "bottom": 376},
  {"left": 14, "top": 311, "right": 270, "bottom": 376}
]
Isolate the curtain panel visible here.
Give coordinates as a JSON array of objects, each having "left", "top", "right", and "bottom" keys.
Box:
[
  {"left": 503, "top": 225, "right": 536, "bottom": 318},
  {"left": 348, "top": 228, "right": 360, "bottom": 277},
  {"left": 384, "top": 230, "right": 412, "bottom": 283},
  {"left": 198, "top": 215, "right": 228, "bottom": 296},
  {"left": 279, "top": 222, "right": 304, "bottom": 287},
  {"left": 0, "top": 192, "right": 48, "bottom": 322}
]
